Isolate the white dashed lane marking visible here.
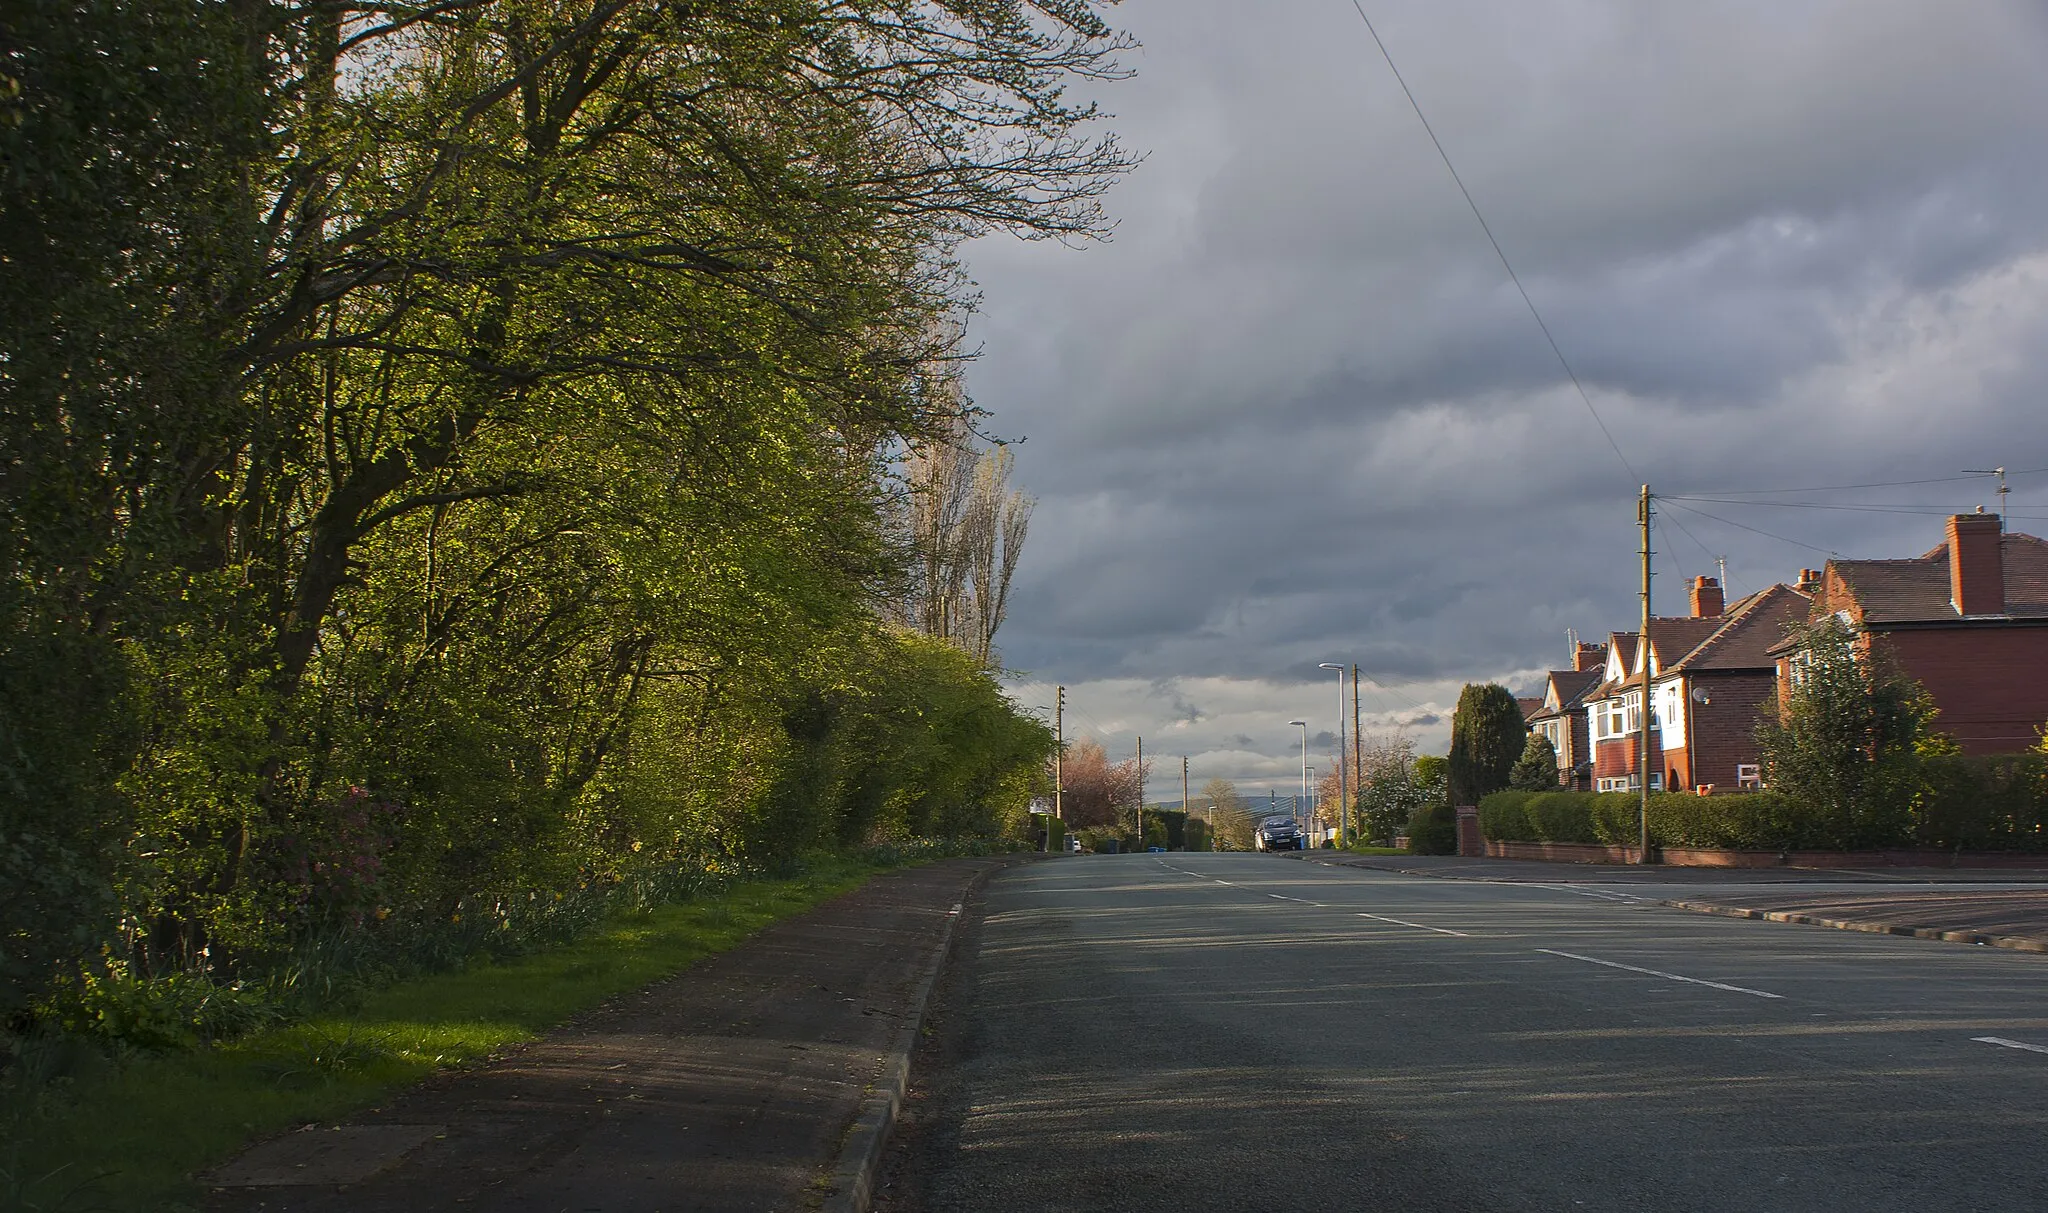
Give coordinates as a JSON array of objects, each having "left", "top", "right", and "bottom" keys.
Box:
[
  {"left": 1358, "top": 912, "right": 1469, "bottom": 937},
  {"left": 1537, "top": 948, "right": 1784, "bottom": 999},
  {"left": 1974, "top": 1036, "right": 2048, "bottom": 1055}
]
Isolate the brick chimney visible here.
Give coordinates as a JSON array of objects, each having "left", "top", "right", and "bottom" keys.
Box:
[
  {"left": 1574, "top": 642, "right": 1605, "bottom": 673},
  {"left": 1948, "top": 512, "right": 2005, "bottom": 616},
  {"left": 1795, "top": 568, "right": 1823, "bottom": 595},
  {"left": 1689, "top": 575, "right": 1724, "bottom": 619}
]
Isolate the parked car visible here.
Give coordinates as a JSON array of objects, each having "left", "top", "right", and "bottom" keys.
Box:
[{"left": 1255, "top": 817, "right": 1302, "bottom": 852}]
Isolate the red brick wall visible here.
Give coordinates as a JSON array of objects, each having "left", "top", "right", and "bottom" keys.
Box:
[
  {"left": 1948, "top": 514, "right": 2005, "bottom": 616},
  {"left": 1592, "top": 730, "right": 1663, "bottom": 783},
  {"left": 1877, "top": 628, "right": 2048, "bottom": 754},
  {"left": 1685, "top": 672, "right": 1775, "bottom": 789}
]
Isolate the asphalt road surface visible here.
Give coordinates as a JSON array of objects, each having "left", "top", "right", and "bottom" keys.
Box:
[{"left": 880, "top": 854, "right": 2048, "bottom": 1213}]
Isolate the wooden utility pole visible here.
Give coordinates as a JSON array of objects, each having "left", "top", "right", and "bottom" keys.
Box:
[
  {"left": 1053, "top": 686, "right": 1064, "bottom": 850},
  {"left": 1638, "top": 484, "right": 1654, "bottom": 864},
  {"left": 1352, "top": 663, "right": 1363, "bottom": 844}
]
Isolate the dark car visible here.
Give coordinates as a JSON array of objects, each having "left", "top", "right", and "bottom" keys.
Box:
[{"left": 1255, "top": 817, "right": 1302, "bottom": 851}]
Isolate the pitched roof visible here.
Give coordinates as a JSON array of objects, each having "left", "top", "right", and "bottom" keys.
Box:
[
  {"left": 1668, "top": 583, "right": 1812, "bottom": 671},
  {"left": 1516, "top": 696, "right": 1544, "bottom": 720},
  {"left": 1526, "top": 669, "right": 1601, "bottom": 721},
  {"left": 1832, "top": 532, "right": 2048, "bottom": 623},
  {"left": 1644, "top": 617, "right": 1723, "bottom": 671},
  {"left": 1552, "top": 667, "right": 1601, "bottom": 706}
]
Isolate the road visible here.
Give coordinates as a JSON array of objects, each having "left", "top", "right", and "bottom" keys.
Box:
[{"left": 879, "top": 853, "right": 2048, "bottom": 1212}]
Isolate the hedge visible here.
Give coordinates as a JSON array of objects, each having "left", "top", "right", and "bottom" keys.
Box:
[
  {"left": 1479, "top": 756, "right": 2048, "bottom": 854},
  {"left": 1481, "top": 789, "right": 1809, "bottom": 850}
]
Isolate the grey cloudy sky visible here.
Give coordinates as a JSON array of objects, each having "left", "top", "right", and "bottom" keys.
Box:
[{"left": 972, "top": 0, "right": 2048, "bottom": 794}]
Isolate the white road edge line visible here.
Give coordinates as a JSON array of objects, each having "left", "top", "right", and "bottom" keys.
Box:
[
  {"left": 1973, "top": 1036, "right": 2048, "bottom": 1055},
  {"left": 1359, "top": 912, "right": 1469, "bottom": 938},
  {"left": 1537, "top": 949, "right": 1784, "bottom": 999}
]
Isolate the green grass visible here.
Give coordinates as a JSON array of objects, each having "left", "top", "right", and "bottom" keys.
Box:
[
  {"left": 0, "top": 857, "right": 883, "bottom": 1213},
  {"left": 1343, "top": 844, "right": 1409, "bottom": 855}
]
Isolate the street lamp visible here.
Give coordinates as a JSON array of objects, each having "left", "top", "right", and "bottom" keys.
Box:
[
  {"left": 1287, "top": 720, "right": 1308, "bottom": 842},
  {"left": 1307, "top": 766, "right": 1318, "bottom": 841},
  {"left": 1319, "top": 663, "right": 1348, "bottom": 846}
]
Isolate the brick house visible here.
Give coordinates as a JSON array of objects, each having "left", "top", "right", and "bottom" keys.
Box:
[
  {"left": 1584, "top": 576, "right": 1810, "bottom": 792},
  {"left": 1525, "top": 643, "right": 1605, "bottom": 789},
  {"left": 1771, "top": 513, "right": 2048, "bottom": 754}
]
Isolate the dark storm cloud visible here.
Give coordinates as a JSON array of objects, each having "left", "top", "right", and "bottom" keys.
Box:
[{"left": 982, "top": 0, "right": 2048, "bottom": 773}]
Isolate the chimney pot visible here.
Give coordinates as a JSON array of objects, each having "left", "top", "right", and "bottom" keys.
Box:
[
  {"left": 1689, "top": 575, "right": 1724, "bottom": 619},
  {"left": 1948, "top": 513, "right": 2005, "bottom": 616}
]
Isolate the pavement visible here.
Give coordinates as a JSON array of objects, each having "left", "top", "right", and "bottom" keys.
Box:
[
  {"left": 1293, "top": 851, "right": 2048, "bottom": 953},
  {"left": 207, "top": 856, "right": 1012, "bottom": 1213},
  {"left": 879, "top": 852, "right": 2048, "bottom": 1213}
]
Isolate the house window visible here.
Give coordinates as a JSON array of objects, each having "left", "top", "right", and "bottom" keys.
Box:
[{"left": 1787, "top": 650, "right": 1810, "bottom": 688}]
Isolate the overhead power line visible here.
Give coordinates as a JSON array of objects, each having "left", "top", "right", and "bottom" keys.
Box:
[
  {"left": 1674, "top": 467, "right": 2048, "bottom": 498},
  {"left": 1345, "top": 1, "right": 1636, "bottom": 483},
  {"left": 1659, "top": 500, "right": 1837, "bottom": 558}
]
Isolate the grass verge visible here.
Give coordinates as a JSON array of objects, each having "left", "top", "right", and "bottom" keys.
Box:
[
  {"left": 1342, "top": 845, "right": 1409, "bottom": 856},
  {"left": 1, "top": 855, "right": 885, "bottom": 1213}
]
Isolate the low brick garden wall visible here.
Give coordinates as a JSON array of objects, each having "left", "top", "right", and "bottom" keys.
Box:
[{"left": 1486, "top": 840, "right": 2048, "bottom": 868}]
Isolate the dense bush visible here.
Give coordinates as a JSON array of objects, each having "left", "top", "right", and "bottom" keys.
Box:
[
  {"left": 1448, "top": 684, "right": 1526, "bottom": 807},
  {"left": 1405, "top": 801, "right": 1459, "bottom": 855},
  {"left": 1472, "top": 784, "right": 2045, "bottom": 853},
  {"left": 1914, "top": 754, "right": 2048, "bottom": 852}
]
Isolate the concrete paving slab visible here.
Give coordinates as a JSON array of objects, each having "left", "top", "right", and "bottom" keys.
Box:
[
  {"left": 206, "top": 857, "right": 1014, "bottom": 1213},
  {"left": 208, "top": 1125, "right": 445, "bottom": 1186}
]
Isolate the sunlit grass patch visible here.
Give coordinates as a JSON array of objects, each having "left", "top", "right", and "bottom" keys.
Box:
[{"left": 1, "top": 857, "right": 881, "bottom": 1213}]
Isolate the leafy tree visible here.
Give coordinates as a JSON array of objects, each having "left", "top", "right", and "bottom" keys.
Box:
[
  {"left": 1198, "top": 777, "right": 1253, "bottom": 850},
  {"left": 890, "top": 412, "right": 1035, "bottom": 668},
  {"left": 1756, "top": 618, "right": 1935, "bottom": 848},
  {"left": 1448, "top": 684, "right": 1527, "bottom": 807},
  {"left": 1054, "top": 739, "right": 1144, "bottom": 831},
  {"left": 1510, "top": 733, "right": 1560, "bottom": 791},
  {"left": 1354, "top": 735, "right": 1439, "bottom": 844},
  {"left": 0, "top": 0, "right": 1134, "bottom": 1026}
]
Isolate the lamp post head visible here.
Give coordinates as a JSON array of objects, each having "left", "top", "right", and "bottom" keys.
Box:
[
  {"left": 1319, "top": 663, "right": 1342, "bottom": 671},
  {"left": 1288, "top": 719, "right": 1306, "bottom": 727}
]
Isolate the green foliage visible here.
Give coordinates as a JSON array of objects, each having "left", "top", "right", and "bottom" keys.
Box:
[
  {"left": 1481, "top": 789, "right": 1835, "bottom": 851},
  {"left": 1198, "top": 778, "right": 1252, "bottom": 850},
  {"left": 0, "top": 857, "right": 881, "bottom": 1212},
  {"left": 1448, "top": 685, "right": 1526, "bottom": 807},
  {"left": 1509, "top": 732, "right": 1559, "bottom": 791},
  {"left": 1073, "top": 826, "right": 1122, "bottom": 854},
  {"left": 1913, "top": 753, "right": 2048, "bottom": 852},
  {"left": 1, "top": 0, "right": 1125, "bottom": 1040},
  {"left": 1757, "top": 619, "right": 1938, "bottom": 848},
  {"left": 1405, "top": 801, "right": 1458, "bottom": 855},
  {"left": 1357, "top": 748, "right": 1443, "bottom": 845}
]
